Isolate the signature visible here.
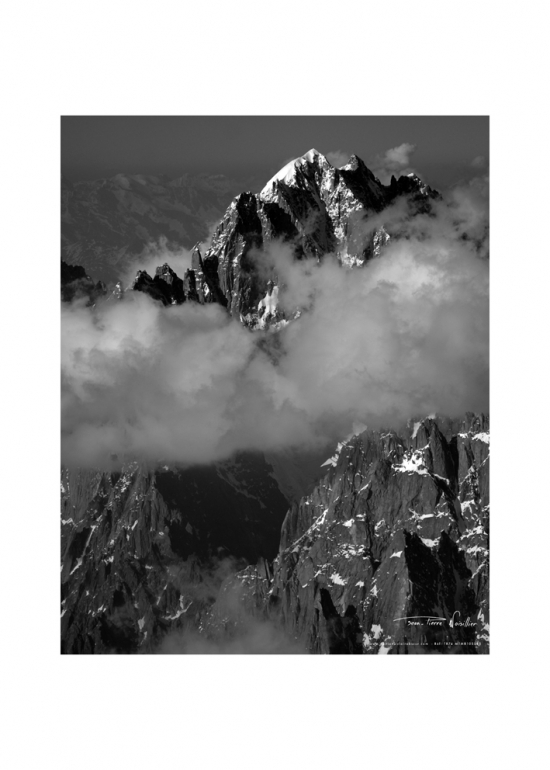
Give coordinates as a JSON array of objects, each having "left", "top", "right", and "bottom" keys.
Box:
[{"left": 394, "top": 612, "right": 476, "bottom": 628}]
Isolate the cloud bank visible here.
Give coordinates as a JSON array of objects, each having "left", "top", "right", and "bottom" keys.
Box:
[{"left": 61, "top": 179, "right": 489, "bottom": 469}]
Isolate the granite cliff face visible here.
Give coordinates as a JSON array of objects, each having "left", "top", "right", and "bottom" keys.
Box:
[
  {"left": 262, "top": 413, "right": 489, "bottom": 654},
  {"left": 61, "top": 150, "right": 488, "bottom": 654}
]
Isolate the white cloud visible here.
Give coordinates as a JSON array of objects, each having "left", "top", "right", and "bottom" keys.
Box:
[
  {"left": 371, "top": 142, "right": 417, "bottom": 183},
  {"left": 326, "top": 150, "right": 351, "bottom": 168},
  {"left": 471, "top": 155, "right": 487, "bottom": 169},
  {"left": 385, "top": 143, "right": 415, "bottom": 166}
]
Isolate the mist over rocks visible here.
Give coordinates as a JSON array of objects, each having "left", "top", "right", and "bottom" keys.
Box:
[
  {"left": 61, "top": 229, "right": 488, "bottom": 467},
  {"left": 159, "top": 566, "right": 307, "bottom": 654}
]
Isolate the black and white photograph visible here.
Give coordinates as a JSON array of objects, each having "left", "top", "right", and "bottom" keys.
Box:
[
  {"left": 5, "top": 2, "right": 549, "bottom": 764},
  {"left": 60, "top": 116, "right": 490, "bottom": 654}
]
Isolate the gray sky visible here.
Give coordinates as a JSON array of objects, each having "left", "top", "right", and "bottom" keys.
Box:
[{"left": 61, "top": 116, "right": 488, "bottom": 191}]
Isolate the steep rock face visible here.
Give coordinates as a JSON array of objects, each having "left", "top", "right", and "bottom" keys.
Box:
[
  {"left": 260, "top": 149, "right": 338, "bottom": 258},
  {"left": 61, "top": 454, "right": 289, "bottom": 653},
  {"left": 227, "top": 414, "right": 489, "bottom": 654},
  {"left": 336, "top": 155, "right": 388, "bottom": 214},
  {"left": 201, "top": 192, "right": 264, "bottom": 317}
]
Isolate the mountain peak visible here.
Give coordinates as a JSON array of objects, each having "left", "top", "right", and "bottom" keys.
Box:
[
  {"left": 302, "top": 148, "right": 324, "bottom": 162},
  {"left": 260, "top": 149, "right": 330, "bottom": 197},
  {"left": 341, "top": 154, "right": 365, "bottom": 171}
]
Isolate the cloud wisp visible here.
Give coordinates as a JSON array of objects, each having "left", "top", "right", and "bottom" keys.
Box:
[
  {"left": 325, "top": 149, "right": 351, "bottom": 168},
  {"left": 370, "top": 142, "right": 417, "bottom": 183}
]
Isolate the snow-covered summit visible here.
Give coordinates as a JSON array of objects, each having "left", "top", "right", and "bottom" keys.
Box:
[
  {"left": 260, "top": 149, "right": 330, "bottom": 198},
  {"left": 302, "top": 148, "right": 324, "bottom": 163}
]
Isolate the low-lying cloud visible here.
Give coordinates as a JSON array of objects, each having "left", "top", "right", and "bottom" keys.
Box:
[{"left": 61, "top": 178, "right": 489, "bottom": 469}]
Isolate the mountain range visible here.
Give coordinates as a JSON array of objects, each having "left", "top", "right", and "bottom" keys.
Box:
[{"left": 60, "top": 149, "right": 489, "bottom": 654}]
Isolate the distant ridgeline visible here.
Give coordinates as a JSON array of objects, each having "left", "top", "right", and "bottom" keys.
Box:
[{"left": 61, "top": 171, "right": 250, "bottom": 285}]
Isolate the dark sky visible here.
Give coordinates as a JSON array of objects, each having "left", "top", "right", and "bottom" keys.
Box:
[{"left": 61, "top": 116, "right": 488, "bottom": 191}]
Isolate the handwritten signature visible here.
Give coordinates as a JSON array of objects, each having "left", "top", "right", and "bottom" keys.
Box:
[{"left": 394, "top": 612, "right": 476, "bottom": 628}]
